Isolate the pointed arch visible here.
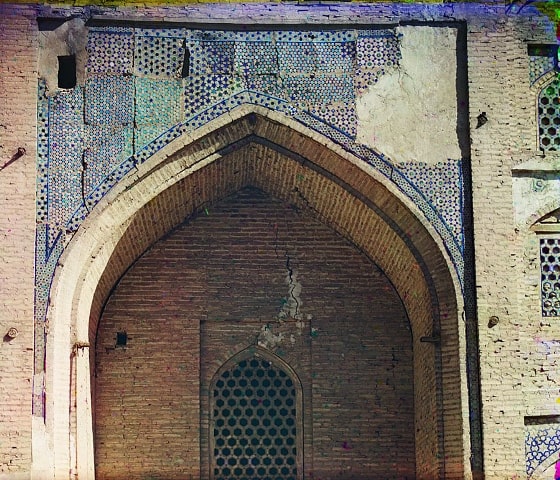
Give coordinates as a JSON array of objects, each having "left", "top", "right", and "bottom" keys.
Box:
[{"left": 37, "top": 104, "right": 469, "bottom": 479}]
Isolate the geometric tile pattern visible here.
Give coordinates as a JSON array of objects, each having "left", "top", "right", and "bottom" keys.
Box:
[
  {"left": 85, "top": 75, "right": 134, "bottom": 126},
  {"left": 235, "top": 42, "right": 279, "bottom": 76},
  {"left": 528, "top": 45, "right": 557, "bottom": 86},
  {"left": 83, "top": 125, "right": 133, "bottom": 193},
  {"left": 308, "top": 102, "right": 357, "bottom": 138},
  {"left": 398, "top": 160, "right": 464, "bottom": 250},
  {"left": 538, "top": 77, "right": 560, "bottom": 152},
  {"left": 540, "top": 238, "right": 560, "bottom": 316},
  {"left": 530, "top": 55, "right": 556, "bottom": 85},
  {"left": 86, "top": 28, "right": 134, "bottom": 75},
  {"left": 135, "top": 78, "right": 183, "bottom": 147},
  {"left": 188, "top": 40, "right": 235, "bottom": 76},
  {"left": 47, "top": 86, "right": 84, "bottom": 248},
  {"left": 35, "top": 27, "right": 466, "bottom": 419},
  {"left": 135, "top": 34, "right": 185, "bottom": 77},
  {"left": 525, "top": 423, "right": 560, "bottom": 476},
  {"left": 355, "top": 30, "right": 401, "bottom": 93}
]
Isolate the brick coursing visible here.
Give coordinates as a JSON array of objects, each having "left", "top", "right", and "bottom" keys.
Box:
[
  {"left": 96, "top": 187, "right": 415, "bottom": 479},
  {"left": 0, "top": 4, "right": 38, "bottom": 475}
]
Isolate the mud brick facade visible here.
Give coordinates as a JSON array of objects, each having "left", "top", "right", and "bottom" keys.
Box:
[{"left": 1, "top": 1, "right": 560, "bottom": 479}]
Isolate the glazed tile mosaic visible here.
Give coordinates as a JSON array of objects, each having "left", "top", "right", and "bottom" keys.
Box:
[
  {"left": 398, "top": 160, "right": 464, "bottom": 249},
  {"left": 86, "top": 29, "right": 134, "bottom": 75},
  {"left": 34, "top": 26, "right": 466, "bottom": 416},
  {"left": 135, "top": 34, "right": 185, "bottom": 77},
  {"left": 528, "top": 45, "right": 557, "bottom": 86},
  {"left": 525, "top": 422, "right": 560, "bottom": 477}
]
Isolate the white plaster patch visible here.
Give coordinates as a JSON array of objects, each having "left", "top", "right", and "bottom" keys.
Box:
[
  {"left": 356, "top": 26, "right": 460, "bottom": 165},
  {"left": 257, "top": 324, "right": 285, "bottom": 350}
]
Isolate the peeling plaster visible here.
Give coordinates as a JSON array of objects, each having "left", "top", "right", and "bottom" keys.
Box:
[
  {"left": 513, "top": 175, "right": 560, "bottom": 226},
  {"left": 38, "top": 18, "right": 89, "bottom": 94},
  {"left": 257, "top": 323, "right": 285, "bottom": 350},
  {"left": 356, "top": 26, "right": 460, "bottom": 165}
]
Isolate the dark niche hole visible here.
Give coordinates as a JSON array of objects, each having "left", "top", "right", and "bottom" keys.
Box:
[
  {"left": 58, "top": 55, "right": 76, "bottom": 89},
  {"left": 181, "top": 42, "right": 190, "bottom": 78},
  {"left": 116, "top": 331, "right": 128, "bottom": 347}
]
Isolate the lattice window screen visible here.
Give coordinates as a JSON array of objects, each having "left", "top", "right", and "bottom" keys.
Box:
[
  {"left": 538, "top": 77, "right": 560, "bottom": 151},
  {"left": 540, "top": 238, "right": 560, "bottom": 316},
  {"left": 211, "top": 355, "right": 299, "bottom": 480}
]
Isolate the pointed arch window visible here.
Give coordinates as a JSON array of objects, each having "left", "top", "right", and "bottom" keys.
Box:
[
  {"left": 538, "top": 76, "right": 560, "bottom": 152},
  {"left": 210, "top": 348, "right": 303, "bottom": 480}
]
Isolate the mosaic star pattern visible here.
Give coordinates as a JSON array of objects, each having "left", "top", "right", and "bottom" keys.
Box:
[
  {"left": 398, "top": 160, "right": 464, "bottom": 248},
  {"left": 86, "top": 28, "right": 134, "bottom": 75}
]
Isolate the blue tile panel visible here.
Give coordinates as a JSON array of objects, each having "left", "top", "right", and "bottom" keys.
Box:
[
  {"left": 398, "top": 160, "right": 464, "bottom": 251},
  {"left": 34, "top": 27, "right": 466, "bottom": 417},
  {"left": 525, "top": 424, "right": 560, "bottom": 477}
]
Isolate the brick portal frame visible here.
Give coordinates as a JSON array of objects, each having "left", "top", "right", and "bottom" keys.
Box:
[{"left": 38, "top": 105, "right": 468, "bottom": 479}]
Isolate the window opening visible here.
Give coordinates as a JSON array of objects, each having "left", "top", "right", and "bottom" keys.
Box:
[
  {"left": 58, "top": 55, "right": 76, "bottom": 89},
  {"left": 540, "top": 238, "right": 560, "bottom": 316},
  {"left": 211, "top": 355, "right": 298, "bottom": 480},
  {"left": 538, "top": 77, "right": 560, "bottom": 151},
  {"left": 115, "top": 331, "right": 128, "bottom": 347}
]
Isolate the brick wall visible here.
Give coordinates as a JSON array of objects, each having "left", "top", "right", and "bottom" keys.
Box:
[
  {"left": 466, "top": 9, "right": 557, "bottom": 477},
  {"left": 0, "top": 4, "right": 38, "bottom": 476},
  {"left": 96, "top": 186, "right": 414, "bottom": 479}
]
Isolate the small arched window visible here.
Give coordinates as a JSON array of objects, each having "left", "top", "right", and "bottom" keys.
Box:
[
  {"left": 210, "top": 348, "right": 302, "bottom": 480},
  {"left": 538, "top": 77, "right": 560, "bottom": 152}
]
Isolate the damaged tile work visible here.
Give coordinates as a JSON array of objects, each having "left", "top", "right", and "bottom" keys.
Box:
[{"left": 35, "top": 25, "right": 465, "bottom": 416}]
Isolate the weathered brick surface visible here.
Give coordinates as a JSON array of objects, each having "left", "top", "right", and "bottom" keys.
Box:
[
  {"left": 0, "top": 4, "right": 38, "bottom": 476},
  {"left": 97, "top": 187, "right": 414, "bottom": 479},
  {"left": 466, "top": 9, "right": 559, "bottom": 479}
]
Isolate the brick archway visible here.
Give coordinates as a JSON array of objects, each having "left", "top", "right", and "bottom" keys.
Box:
[{"left": 42, "top": 106, "right": 467, "bottom": 479}]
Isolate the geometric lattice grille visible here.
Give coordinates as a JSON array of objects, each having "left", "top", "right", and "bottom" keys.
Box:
[
  {"left": 538, "top": 77, "right": 560, "bottom": 151},
  {"left": 212, "top": 356, "right": 298, "bottom": 480},
  {"left": 540, "top": 238, "right": 560, "bottom": 316}
]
